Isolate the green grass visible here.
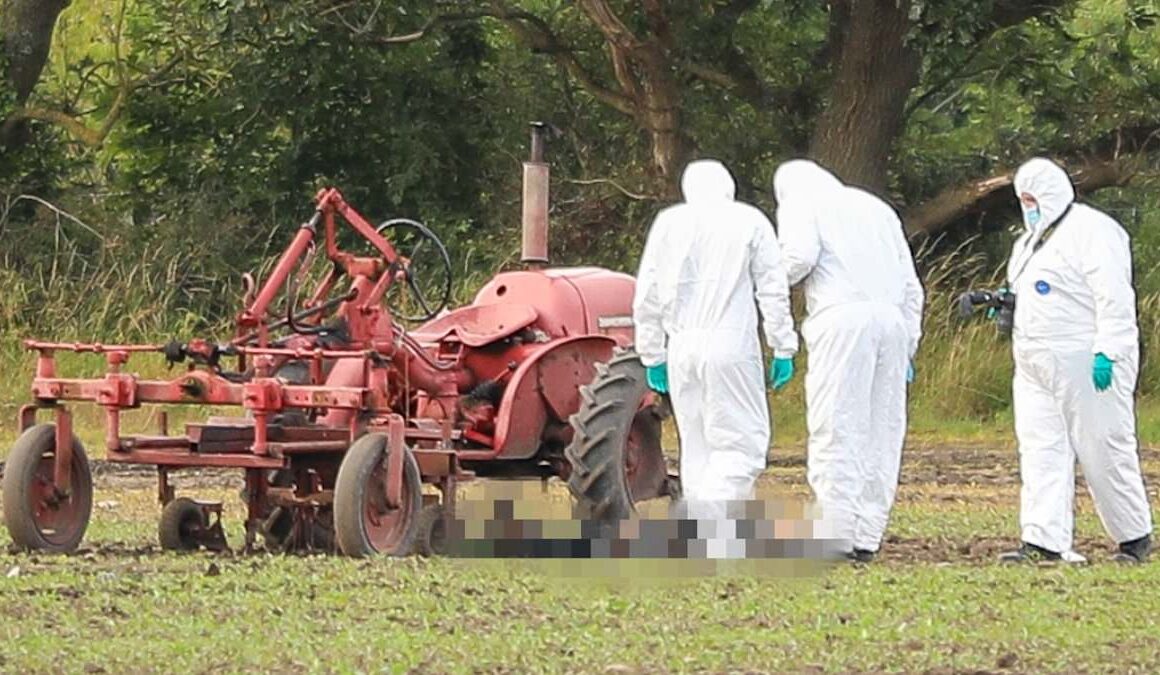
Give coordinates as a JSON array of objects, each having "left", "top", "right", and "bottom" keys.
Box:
[
  {"left": 5, "top": 225, "right": 1160, "bottom": 671},
  {"left": 5, "top": 554, "right": 1160, "bottom": 673},
  {"left": 2, "top": 445, "right": 1160, "bottom": 673}
]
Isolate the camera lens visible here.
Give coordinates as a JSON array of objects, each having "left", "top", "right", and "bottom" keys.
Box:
[{"left": 997, "top": 299, "right": 1016, "bottom": 338}]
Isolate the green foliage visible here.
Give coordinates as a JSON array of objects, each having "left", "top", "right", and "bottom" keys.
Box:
[
  {"left": 113, "top": 1, "right": 505, "bottom": 275},
  {"left": 3, "top": 0, "right": 1160, "bottom": 431},
  {"left": 0, "top": 49, "right": 71, "bottom": 197},
  {"left": 897, "top": 0, "right": 1160, "bottom": 208}
]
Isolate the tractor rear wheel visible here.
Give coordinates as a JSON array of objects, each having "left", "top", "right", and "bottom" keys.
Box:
[
  {"left": 565, "top": 349, "right": 675, "bottom": 524},
  {"left": 2, "top": 424, "right": 93, "bottom": 553},
  {"left": 333, "top": 433, "right": 421, "bottom": 557}
]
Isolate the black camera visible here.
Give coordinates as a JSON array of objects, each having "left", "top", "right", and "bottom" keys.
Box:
[{"left": 957, "top": 288, "right": 1016, "bottom": 336}]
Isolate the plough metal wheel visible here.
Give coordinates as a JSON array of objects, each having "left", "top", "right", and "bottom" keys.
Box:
[
  {"left": 413, "top": 503, "right": 449, "bottom": 557},
  {"left": 158, "top": 498, "right": 212, "bottom": 552},
  {"left": 565, "top": 348, "right": 675, "bottom": 524},
  {"left": 2, "top": 424, "right": 93, "bottom": 553},
  {"left": 333, "top": 433, "right": 422, "bottom": 557},
  {"left": 258, "top": 469, "right": 296, "bottom": 551}
]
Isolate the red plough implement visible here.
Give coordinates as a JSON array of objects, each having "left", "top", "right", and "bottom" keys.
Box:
[{"left": 3, "top": 124, "right": 677, "bottom": 556}]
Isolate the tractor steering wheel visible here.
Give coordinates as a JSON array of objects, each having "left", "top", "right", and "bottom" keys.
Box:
[{"left": 376, "top": 218, "right": 453, "bottom": 323}]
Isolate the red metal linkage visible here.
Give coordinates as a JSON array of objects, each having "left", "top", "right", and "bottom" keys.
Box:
[
  {"left": 107, "top": 449, "right": 285, "bottom": 469},
  {"left": 385, "top": 416, "right": 405, "bottom": 509},
  {"left": 25, "top": 341, "right": 162, "bottom": 354},
  {"left": 239, "top": 224, "right": 317, "bottom": 331},
  {"left": 322, "top": 188, "right": 401, "bottom": 266},
  {"left": 30, "top": 372, "right": 369, "bottom": 411}
]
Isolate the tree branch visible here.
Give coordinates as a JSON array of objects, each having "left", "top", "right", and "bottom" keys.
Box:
[
  {"left": 3, "top": 106, "right": 103, "bottom": 145},
  {"left": 575, "top": 0, "right": 642, "bottom": 51},
  {"left": 905, "top": 0, "right": 1072, "bottom": 120},
  {"left": 484, "top": 1, "right": 636, "bottom": 116},
  {"left": 652, "top": 0, "right": 771, "bottom": 111},
  {"left": 990, "top": 0, "right": 1072, "bottom": 28},
  {"left": 2, "top": 52, "right": 183, "bottom": 148},
  {"left": 903, "top": 171, "right": 1016, "bottom": 238},
  {"left": 564, "top": 177, "right": 658, "bottom": 201},
  {"left": 640, "top": 0, "right": 673, "bottom": 48},
  {"left": 903, "top": 125, "right": 1158, "bottom": 238},
  {"left": 338, "top": 8, "right": 491, "bottom": 45},
  {"left": 904, "top": 38, "right": 994, "bottom": 117}
]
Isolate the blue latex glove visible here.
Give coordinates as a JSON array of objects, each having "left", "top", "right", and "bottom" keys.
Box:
[
  {"left": 906, "top": 361, "right": 915, "bottom": 384},
  {"left": 986, "top": 286, "right": 1011, "bottom": 320},
  {"left": 1093, "top": 353, "right": 1114, "bottom": 392},
  {"left": 645, "top": 363, "right": 669, "bottom": 394},
  {"left": 769, "top": 357, "right": 794, "bottom": 391}
]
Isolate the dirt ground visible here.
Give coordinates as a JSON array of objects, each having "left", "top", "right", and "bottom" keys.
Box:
[
  {"left": 9, "top": 440, "right": 1152, "bottom": 566},
  {"left": 4, "top": 441, "right": 1160, "bottom": 673}
]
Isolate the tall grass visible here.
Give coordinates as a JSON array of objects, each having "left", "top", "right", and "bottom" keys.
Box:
[
  {"left": 909, "top": 237, "right": 1014, "bottom": 423},
  {"left": 907, "top": 235, "right": 1160, "bottom": 435},
  {"left": 0, "top": 244, "right": 232, "bottom": 386},
  {"left": 2, "top": 224, "right": 1159, "bottom": 443}
]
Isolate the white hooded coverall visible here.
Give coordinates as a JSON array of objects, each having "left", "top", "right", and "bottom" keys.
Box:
[
  {"left": 1008, "top": 157, "right": 1152, "bottom": 554},
  {"left": 773, "top": 160, "right": 924, "bottom": 553},
  {"left": 633, "top": 160, "right": 798, "bottom": 528}
]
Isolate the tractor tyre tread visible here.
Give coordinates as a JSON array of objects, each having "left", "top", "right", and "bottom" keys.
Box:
[{"left": 565, "top": 348, "right": 653, "bottom": 523}]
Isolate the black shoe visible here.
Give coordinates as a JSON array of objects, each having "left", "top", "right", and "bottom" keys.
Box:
[
  {"left": 847, "top": 548, "right": 876, "bottom": 564},
  {"left": 998, "top": 542, "right": 1062, "bottom": 563},
  {"left": 1113, "top": 535, "right": 1151, "bottom": 564}
]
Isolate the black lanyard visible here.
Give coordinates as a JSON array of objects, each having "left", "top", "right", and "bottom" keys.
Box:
[{"left": 1007, "top": 203, "right": 1074, "bottom": 285}]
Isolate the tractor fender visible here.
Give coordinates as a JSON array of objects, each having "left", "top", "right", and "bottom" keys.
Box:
[{"left": 491, "top": 335, "right": 616, "bottom": 460}]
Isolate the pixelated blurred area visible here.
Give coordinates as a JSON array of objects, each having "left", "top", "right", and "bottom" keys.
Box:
[{"left": 437, "top": 481, "right": 838, "bottom": 576}]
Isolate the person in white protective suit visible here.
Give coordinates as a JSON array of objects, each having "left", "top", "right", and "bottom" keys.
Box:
[
  {"left": 999, "top": 157, "right": 1152, "bottom": 564},
  {"left": 632, "top": 159, "right": 798, "bottom": 559},
  {"left": 773, "top": 160, "right": 924, "bottom": 563}
]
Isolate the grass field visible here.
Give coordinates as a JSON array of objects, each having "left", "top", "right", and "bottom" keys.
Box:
[
  {"left": 1, "top": 266, "right": 1157, "bottom": 673},
  {"left": 2, "top": 438, "right": 1159, "bottom": 674},
  {"left": 2, "top": 243, "right": 1159, "bottom": 671}
]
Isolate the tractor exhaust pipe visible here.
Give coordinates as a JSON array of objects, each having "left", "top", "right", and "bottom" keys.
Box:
[{"left": 521, "top": 122, "right": 550, "bottom": 266}]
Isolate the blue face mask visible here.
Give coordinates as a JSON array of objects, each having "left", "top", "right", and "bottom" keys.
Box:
[{"left": 1023, "top": 205, "right": 1042, "bottom": 227}]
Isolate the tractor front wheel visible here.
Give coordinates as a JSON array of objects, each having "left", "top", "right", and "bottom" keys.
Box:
[
  {"left": 333, "top": 433, "right": 421, "bottom": 557},
  {"left": 565, "top": 349, "right": 675, "bottom": 524},
  {"left": 2, "top": 424, "right": 93, "bottom": 553}
]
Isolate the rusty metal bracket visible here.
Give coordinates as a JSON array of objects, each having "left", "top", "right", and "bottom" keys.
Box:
[
  {"left": 52, "top": 407, "right": 73, "bottom": 494},
  {"left": 17, "top": 404, "right": 39, "bottom": 433},
  {"left": 157, "top": 467, "right": 175, "bottom": 505},
  {"left": 385, "top": 417, "right": 406, "bottom": 509}
]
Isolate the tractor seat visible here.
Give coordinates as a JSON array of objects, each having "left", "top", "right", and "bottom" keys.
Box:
[{"left": 408, "top": 303, "right": 538, "bottom": 347}]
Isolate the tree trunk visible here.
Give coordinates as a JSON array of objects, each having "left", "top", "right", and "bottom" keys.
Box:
[
  {"left": 808, "top": 0, "right": 921, "bottom": 192},
  {"left": 903, "top": 123, "right": 1160, "bottom": 238},
  {"left": 3, "top": 0, "right": 70, "bottom": 102},
  {"left": 1, "top": 0, "right": 71, "bottom": 148},
  {"left": 634, "top": 50, "right": 690, "bottom": 198},
  {"left": 903, "top": 156, "right": 1141, "bottom": 239},
  {"left": 575, "top": 0, "right": 690, "bottom": 198}
]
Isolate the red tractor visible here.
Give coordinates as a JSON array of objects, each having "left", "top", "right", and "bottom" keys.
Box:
[{"left": 2, "top": 123, "right": 677, "bottom": 556}]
